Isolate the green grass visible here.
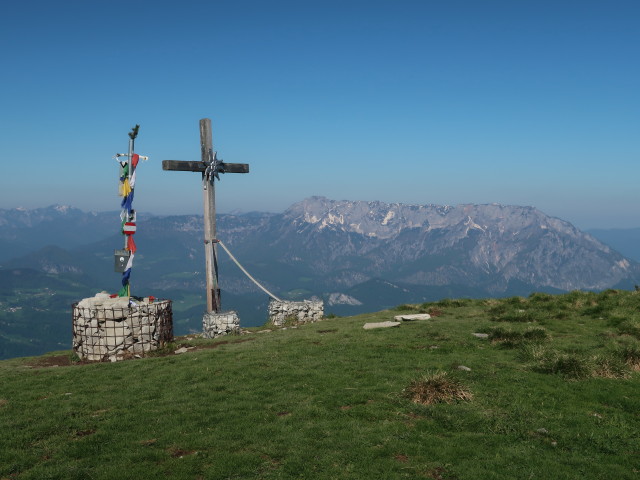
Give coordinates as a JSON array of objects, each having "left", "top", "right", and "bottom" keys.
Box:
[{"left": 1, "top": 290, "right": 639, "bottom": 479}]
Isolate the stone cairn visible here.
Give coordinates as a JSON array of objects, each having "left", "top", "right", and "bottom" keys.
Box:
[
  {"left": 268, "top": 299, "right": 324, "bottom": 326},
  {"left": 72, "top": 293, "right": 173, "bottom": 362},
  {"left": 202, "top": 311, "right": 240, "bottom": 339}
]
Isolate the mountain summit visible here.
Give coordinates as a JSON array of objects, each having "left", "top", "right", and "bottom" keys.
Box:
[{"left": 250, "top": 197, "right": 636, "bottom": 294}]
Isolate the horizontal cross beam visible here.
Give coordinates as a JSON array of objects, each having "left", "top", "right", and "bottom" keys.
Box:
[{"left": 162, "top": 160, "right": 249, "bottom": 174}]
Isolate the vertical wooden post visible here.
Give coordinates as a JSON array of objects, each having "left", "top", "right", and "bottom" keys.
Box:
[
  {"left": 200, "top": 118, "right": 221, "bottom": 313},
  {"left": 162, "top": 120, "right": 248, "bottom": 315}
]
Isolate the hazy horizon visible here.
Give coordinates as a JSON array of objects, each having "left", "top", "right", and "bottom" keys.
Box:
[
  {"left": 2, "top": 1, "right": 638, "bottom": 230},
  {"left": 3, "top": 196, "right": 640, "bottom": 232}
]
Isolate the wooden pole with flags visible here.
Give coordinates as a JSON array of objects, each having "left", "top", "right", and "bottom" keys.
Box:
[{"left": 114, "top": 125, "right": 147, "bottom": 297}]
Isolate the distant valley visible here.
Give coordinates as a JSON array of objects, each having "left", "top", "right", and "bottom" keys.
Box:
[{"left": 1, "top": 198, "right": 639, "bottom": 359}]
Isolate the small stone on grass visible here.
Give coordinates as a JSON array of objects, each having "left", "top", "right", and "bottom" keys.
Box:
[
  {"left": 393, "top": 314, "right": 431, "bottom": 321},
  {"left": 363, "top": 321, "right": 401, "bottom": 330},
  {"left": 472, "top": 333, "right": 489, "bottom": 339}
]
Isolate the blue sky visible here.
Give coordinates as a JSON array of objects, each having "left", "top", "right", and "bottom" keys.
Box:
[{"left": 1, "top": 0, "right": 638, "bottom": 229}]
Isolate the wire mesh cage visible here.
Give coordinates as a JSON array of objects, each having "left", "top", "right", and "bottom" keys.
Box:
[{"left": 72, "top": 297, "right": 173, "bottom": 362}]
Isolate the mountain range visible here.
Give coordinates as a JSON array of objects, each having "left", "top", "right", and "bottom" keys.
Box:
[{"left": 1, "top": 197, "right": 639, "bottom": 359}]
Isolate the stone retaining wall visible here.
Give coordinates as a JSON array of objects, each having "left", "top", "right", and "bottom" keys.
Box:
[
  {"left": 203, "top": 311, "right": 240, "bottom": 338},
  {"left": 268, "top": 300, "right": 324, "bottom": 326},
  {"left": 72, "top": 293, "right": 173, "bottom": 362}
]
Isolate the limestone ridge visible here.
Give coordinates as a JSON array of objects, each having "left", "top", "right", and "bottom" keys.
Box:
[{"left": 252, "top": 197, "right": 637, "bottom": 293}]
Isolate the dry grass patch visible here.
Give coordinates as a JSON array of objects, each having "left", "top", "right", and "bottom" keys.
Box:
[
  {"left": 625, "top": 357, "right": 640, "bottom": 371},
  {"left": 404, "top": 371, "right": 473, "bottom": 406},
  {"left": 616, "top": 338, "right": 640, "bottom": 371},
  {"left": 592, "top": 355, "right": 630, "bottom": 379}
]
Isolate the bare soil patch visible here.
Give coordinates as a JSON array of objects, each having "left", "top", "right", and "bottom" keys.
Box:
[{"left": 26, "top": 337, "right": 256, "bottom": 368}]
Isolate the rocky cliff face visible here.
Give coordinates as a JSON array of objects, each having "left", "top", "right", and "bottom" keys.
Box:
[{"left": 230, "top": 197, "right": 636, "bottom": 294}]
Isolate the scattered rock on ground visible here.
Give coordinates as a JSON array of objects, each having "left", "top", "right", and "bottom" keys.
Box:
[
  {"left": 393, "top": 314, "right": 431, "bottom": 321},
  {"left": 472, "top": 333, "right": 489, "bottom": 338},
  {"left": 174, "top": 347, "right": 189, "bottom": 354},
  {"left": 363, "top": 321, "right": 401, "bottom": 329},
  {"left": 457, "top": 365, "right": 472, "bottom": 371}
]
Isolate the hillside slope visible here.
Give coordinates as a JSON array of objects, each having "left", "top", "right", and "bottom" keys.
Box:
[{"left": 1, "top": 290, "right": 639, "bottom": 479}]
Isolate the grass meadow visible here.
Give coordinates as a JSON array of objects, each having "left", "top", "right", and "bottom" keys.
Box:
[{"left": 1, "top": 290, "right": 639, "bottom": 479}]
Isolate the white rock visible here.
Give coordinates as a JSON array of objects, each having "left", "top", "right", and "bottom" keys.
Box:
[
  {"left": 363, "top": 321, "right": 401, "bottom": 329},
  {"left": 174, "top": 347, "right": 189, "bottom": 354},
  {"left": 457, "top": 365, "right": 472, "bottom": 371},
  {"left": 87, "top": 331, "right": 102, "bottom": 345},
  {"left": 110, "top": 297, "right": 132, "bottom": 309},
  {"left": 105, "top": 308, "right": 127, "bottom": 321},
  {"left": 77, "top": 298, "right": 94, "bottom": 309},
  {"left": 472, "top": 333, "right": 489, "bottom": 339},
  {"left": 393, "top": 314, "right": 431, "bottom": 321},
  {"left": 74, "top": 314, "right": 89, "bottom": 328},
  {"left": 141, "top": 325, "right": 155, "bottom": 335},
  {"left": 104, "top": 320, "right": 131, "bottom": 337}
]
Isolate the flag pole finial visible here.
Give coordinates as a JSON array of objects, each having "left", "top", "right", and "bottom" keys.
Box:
[{"left": 128, "top": 124, "right": 140, "bottom": 140}]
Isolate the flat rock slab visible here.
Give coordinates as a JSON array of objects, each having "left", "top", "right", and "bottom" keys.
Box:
[
  {"left": 472, "top": 333, "right": 489, "bottom": 339},
  {"left": 363, "top": 321, "right": 401, "bottom": 329},
  {"left": 394, "top": 314, "right": 432, "bottom": 321}
]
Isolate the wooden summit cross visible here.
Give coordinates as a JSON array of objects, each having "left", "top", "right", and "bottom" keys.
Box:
[{"left": 162, "top": 118, "right": 249, "bottom": 313}]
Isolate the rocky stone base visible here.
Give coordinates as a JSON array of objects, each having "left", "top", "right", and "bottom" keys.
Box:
[
  {"left": 72, "top": 293, "right": 173, "bottom": 362},
  {"left": 203, "top": 311, "right": 240, "bottom": 338},
  {"left": 268, "top": 300, "right": 324, "bottom": 326}
]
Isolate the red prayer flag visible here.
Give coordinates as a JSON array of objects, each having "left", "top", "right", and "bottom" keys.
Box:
[{"left": 127, "top": 235, "right": 137, "bottom": 253}]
